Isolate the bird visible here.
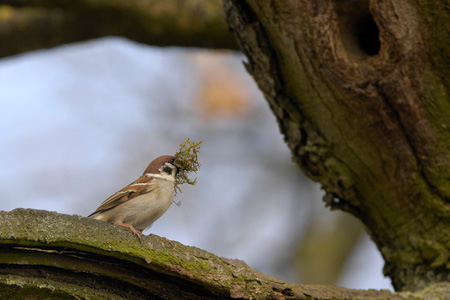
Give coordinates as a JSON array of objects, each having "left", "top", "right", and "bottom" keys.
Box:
[{"left": 88, "top": 155, "right": 177, "bottom": 239}]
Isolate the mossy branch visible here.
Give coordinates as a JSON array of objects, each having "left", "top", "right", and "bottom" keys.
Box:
[{"left": 0, "top": 208, "right": 437, "bottom": 299}]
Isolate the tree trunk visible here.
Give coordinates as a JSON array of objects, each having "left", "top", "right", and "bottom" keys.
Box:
[{"left": 223, "top": 0, "right": 450, "bottom": 292}]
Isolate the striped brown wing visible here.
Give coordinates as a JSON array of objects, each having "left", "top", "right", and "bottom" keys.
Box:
[{"left": 88, "top": 176, "right": 154, "bottom": 217}]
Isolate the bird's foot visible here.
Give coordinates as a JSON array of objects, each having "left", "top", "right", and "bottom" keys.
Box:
[{"left": 118, "top": 222, "right": 142, "bottom": 239}]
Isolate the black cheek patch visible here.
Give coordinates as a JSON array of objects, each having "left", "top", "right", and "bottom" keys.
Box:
[{"left": 163, "top": 166, "right": 173, "bottom": 175}]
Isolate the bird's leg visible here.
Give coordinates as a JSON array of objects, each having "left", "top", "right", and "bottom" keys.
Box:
[{"left": 118, "top": 222, "right": 142, "bottom": 239}]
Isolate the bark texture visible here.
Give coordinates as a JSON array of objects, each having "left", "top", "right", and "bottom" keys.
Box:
[
  {"left": 0, "top": 0, "right": 237, "bottom": 57},
  {"left": 223, "top": 0, "right": 450, "bottom": 292},
  {"left": 1, "top": 208, "right": 436, "bottom": 300}
]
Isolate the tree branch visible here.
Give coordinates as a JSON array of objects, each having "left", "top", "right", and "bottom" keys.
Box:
[
  {"left": 0, "top": 208, "right": 436, "bottom": 299},
  {"left": 0, "top": 0, "right": 238, "bottom": 58}
]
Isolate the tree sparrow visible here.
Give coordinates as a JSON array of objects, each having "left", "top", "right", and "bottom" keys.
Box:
[{"left": 88, "top": 155, "right": 177, "bottom": 239}]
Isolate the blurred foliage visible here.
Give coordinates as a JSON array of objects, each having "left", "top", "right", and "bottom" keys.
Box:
[{"left": 295, "top": 212, "right": 364, "bottom": 284}]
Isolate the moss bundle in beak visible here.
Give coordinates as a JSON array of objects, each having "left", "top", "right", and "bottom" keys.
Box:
[{"left": 173, "top": 138, "right": 202, "bottom": 194}]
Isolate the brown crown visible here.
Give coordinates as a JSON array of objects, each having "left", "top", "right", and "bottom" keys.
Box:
[{"left": 143, "top": 155, "right": 175, "bottom": 175}]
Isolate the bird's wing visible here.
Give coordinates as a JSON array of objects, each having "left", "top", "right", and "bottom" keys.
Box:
[{"left": 88, "top": 176, "right": 155, "bottom": 217}]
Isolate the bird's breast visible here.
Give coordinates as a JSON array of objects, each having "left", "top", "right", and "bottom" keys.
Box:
[{"left": 109, "top": 179, "right": 175, "bottom": 231}]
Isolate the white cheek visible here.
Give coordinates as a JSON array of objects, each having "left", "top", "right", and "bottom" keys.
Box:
[{"left": 145, "top": 173, "right": 175, "bottom": 182}]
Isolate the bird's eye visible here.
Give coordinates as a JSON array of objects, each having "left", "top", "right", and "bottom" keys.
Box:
[{"left": 163, "top": 165, "right": 173, "bottom": 175}]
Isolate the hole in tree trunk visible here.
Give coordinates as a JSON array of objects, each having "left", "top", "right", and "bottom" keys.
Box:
[
  {"left": 334, "top": 0, "right": 381, "bottom": 57},
  {"left": 356, "top": 14, "right": 380, "bottom": 56}
]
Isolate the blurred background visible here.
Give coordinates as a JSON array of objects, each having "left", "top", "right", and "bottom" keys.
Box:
[{"left": 0, "top": 37, "right": 391, "bottom": 289}]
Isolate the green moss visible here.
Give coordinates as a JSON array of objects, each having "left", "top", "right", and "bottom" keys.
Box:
[
  {"left": 173, "top": 138, "right": 202, "bottom": 194},
  {"left": 418, "top": 239, "right": 450, "bottom": 268},
  {"left": 406, "top": 282, "right": 450, "bottom": 300},
  {"left": 414, "top": 1, "right": 450, "bottom": 92}
]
